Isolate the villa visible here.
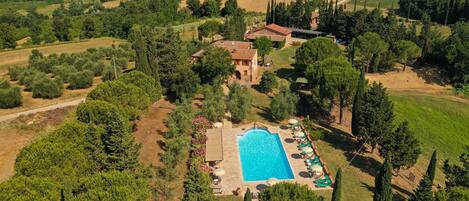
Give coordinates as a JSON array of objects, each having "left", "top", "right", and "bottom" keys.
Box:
[
  {"left": 192, "top": 40, "right": 260, "bottom": 85},
  {"left": 245, "top": 23, "right": 293, "bottom": 48}
]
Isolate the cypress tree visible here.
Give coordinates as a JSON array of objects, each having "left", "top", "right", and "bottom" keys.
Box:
[
  {"left": 271, "top": 0, "right": 276, "bottom": 24},
  {"left": 354, "top": 0, "right": 357, "bottom": 11},
  {"left": 244, "top": 188, "right": 253, "bottom": 201},
  {"left": 351, "top": 68, "right": 365, "bottom": 137},
  {"left": 426, "top": 150, "right": 437, "bottom": 184},
  {"left": 266, "top": 1, "right": 271, "bottom": 24},
  {"left": 332, "top": 168, "right": 343, "bottom": 201},
  {"left": 374, "top": 155, "right": 393, "bottom": 201},
  {"left": 410, "top": 175, "right": 434, "bottom": 201}
]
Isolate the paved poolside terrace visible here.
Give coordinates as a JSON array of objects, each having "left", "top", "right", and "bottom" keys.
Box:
[{"left": 209, "top": 121, "right": 332, "bottom": 196}]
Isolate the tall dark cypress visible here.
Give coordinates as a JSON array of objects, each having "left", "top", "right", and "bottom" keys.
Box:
[
  {"left": 266, "top": 1, "right": 271, "bottom": 24},
  {"left": 351, "top": 68, "right": 365, "bottom": 137},
  {"left": 374, "top": 155, "right": 393, "bottom": 201},
  {"left": 426, "top": 150, "right": 437, "bottom": 184},
  {"left": 244, "top": 188, "right": 253, "bottom": 201},
  {"left": 410, "top": 175, "right": 434, "bottom": 201},
  {"left": 270, "top": 0, "right": 277, "bottom": 23},
  {"left": 332, "top": 168, "right": 343, "bottom": 201}
]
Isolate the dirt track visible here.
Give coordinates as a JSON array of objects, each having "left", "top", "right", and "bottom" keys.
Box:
[
  {"left": 133, "top": 99, "right": 174, "bottom": 167},
  {"left": 0, "top": 98, "right": 85, "bottom": 123}
]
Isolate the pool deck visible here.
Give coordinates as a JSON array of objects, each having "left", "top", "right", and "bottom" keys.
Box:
[{"left": 215, "top": 121, "right": 332, "bottom": 196}]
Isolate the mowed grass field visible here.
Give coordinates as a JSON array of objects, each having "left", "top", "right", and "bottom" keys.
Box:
[
  {"left": 313, "top": 92, "right": 469, "bottom": 201},
  {"left": 391, "top": 92, "right": 469, "bottom": 162},
  {"left": 0, "top": 37, "right": 123, "bottom": 74}
]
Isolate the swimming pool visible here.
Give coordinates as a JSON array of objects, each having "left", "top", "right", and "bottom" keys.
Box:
[{"left": 237, "top": 128, "right": 294, "bottom": 181}]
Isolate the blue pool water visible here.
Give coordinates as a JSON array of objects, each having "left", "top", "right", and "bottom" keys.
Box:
[{"left": 237, "top": 129, "right": 294, "bottom": 181}]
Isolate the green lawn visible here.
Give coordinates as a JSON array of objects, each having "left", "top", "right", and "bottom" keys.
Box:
[
  {"left": 391, "top": 92, "right": 469, "bottom": 162},
  {"left": 313, "top": 92, "right": 469, "bottom": 201},
  {"left": 268, "top": 45, "right": 299, "bottom": 71}
]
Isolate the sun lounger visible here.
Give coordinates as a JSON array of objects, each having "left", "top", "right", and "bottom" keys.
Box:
[
  {"left": 314, "top": 175, "right": 331, "bottom": 183},
  {"left": 297, "top": 142, "right": 312, "bottom": 148},
  {"left": 305, "top": 157, "right": 319, "bottom": 163},
  {"left": 315, "top": 182, "right": 332, "bottom": 188}
]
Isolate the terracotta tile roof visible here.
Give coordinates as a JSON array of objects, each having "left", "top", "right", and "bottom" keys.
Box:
[
  {"left": 265, "top": 24, "right": 292, "bottom": 35},
  {"left": 230, "top": 49, "right": 257, "bottom": 60},
  {"left": 191, "top": 40, "right": 257, "bottom": 60},
  {"left": 245, "top": 33, "right": 286, "bottom": 42},
  {"left": 212, "top": 40, "right": 252, "bottom": 50}
]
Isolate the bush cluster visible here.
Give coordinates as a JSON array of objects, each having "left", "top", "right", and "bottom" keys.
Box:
[
  {"left": 31, "top": 76, "right": 64, "bottom": 99},
  {"left": 68, "top": 70, "right": 94, "bottom": 89},
  {"left": 0, "top": 80, "right": 22, "bottom": 109}
]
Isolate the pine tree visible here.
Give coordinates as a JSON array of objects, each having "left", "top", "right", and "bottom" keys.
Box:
[
  {"left": 379, "top": 121, "right": 421, "bottom": 172},
  {"left": 426, "top": 150, "right": 437, "bottom": 184},
  {"left": 410, "top": 175, "right": 434, "bottom": 201},
  {"left": 244, "top": 188, "right": 253, "bottom": 201},
  {"left": 351, "top": 68, "right": 365, "bottom": 137},
  {"left": 356, "top": 82, "right": 394, "bottom": 151},
  {"left": 332, "top": 168, "right": 343, "bottom": 201},
  {"left": 374, "top": 155, "right": 393, "bottom": 201}
]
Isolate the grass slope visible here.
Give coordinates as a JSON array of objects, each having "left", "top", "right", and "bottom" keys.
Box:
[{"left": 391, "top": 92, "right": 469, "bottom": 162}]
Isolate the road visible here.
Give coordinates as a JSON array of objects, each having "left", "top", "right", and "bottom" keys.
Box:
[{"left": 0, "top": 98, "right": 85, "bottom": 123}]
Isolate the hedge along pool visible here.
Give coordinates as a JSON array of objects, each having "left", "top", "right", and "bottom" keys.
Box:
[{"left": 237, "top": 128, "right": 294, "bottom": 181}]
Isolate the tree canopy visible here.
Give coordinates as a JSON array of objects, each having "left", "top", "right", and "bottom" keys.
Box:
[
  {"left": 394, "top": 40, "right": 422, "bottom": 71},
  {"left": 254, "top": 36, "right": 274, "bottom": 64},
  {"left": 194, "top": 46, "right": 235, "bottom": 84},
  {"left": 380, "top": 121, "right": 422, "bottom": 172},
  {"left": 270, "top": 86, "right": 299, "bottom": 121},
  {"left": 295, "top": 37, "right": 342, "bottom": 73},
  {"left": 306, "top": 56, "right": 359, "bottom": 124},
  {"left": 228, "top": 83, "right": 252, "bottom": 123},
  {"left": 353, "top": 82, "right": 394, "bottom": 151},
  {"left": 350, "top": 32, "right": 389, "bottom": 73}
]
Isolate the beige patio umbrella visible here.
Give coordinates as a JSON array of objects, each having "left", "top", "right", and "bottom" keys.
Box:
[
  {"left": 301, "top": 146, "right": 313, "bottom": 153},
  {"left": 288, "top": 119, "right": 298, "bottom": 125},
  {"left": 213, "top": 168, "right": 226, "bottom": 176},
  {"left": 267, "top": 178, "right": 279, "bottom": 186},
  {"left": 294, "top": 131, "right": 305, "bottom": 138},
  {"left": 213, "top": 122, "right": 223, "bottom": 128},
  {"left": 310, "top": 165, "right": 323, "bottom": 172}
]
